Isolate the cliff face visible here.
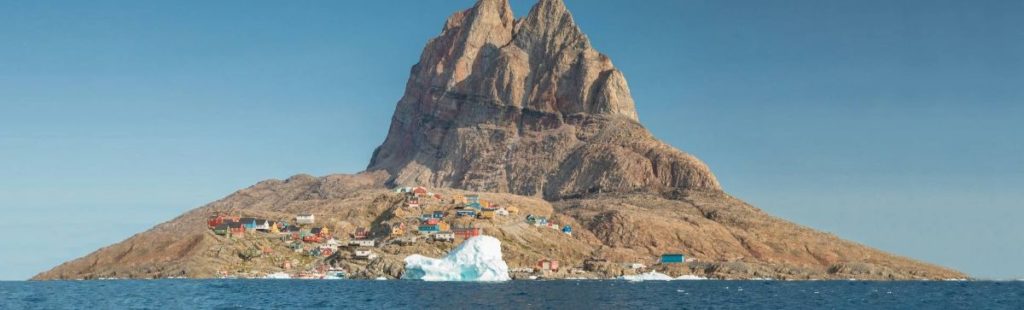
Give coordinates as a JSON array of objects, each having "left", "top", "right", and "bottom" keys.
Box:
[{"left": 368, "top": 0, "right": 719, "bottom": 199}]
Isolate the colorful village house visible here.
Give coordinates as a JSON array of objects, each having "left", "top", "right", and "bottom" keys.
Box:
[
  {"left": 537, "top": 259, "right": 560, "bottom": 272},
  {"left": 407, "top": 197, "right": 421, "bottom": 208},
  {"left": 432, "top": 211, "right": 446, "bottom": 219},
  {"left": 349, "top": 239, "right": 376, "bottom": 247},
  {"left": 418, "top": 223, "right": 442, "bottom": 234},
  {"left": 562, "top": 225, "right": 573, "bottom": 235},
  {"left": 465, "top": 194, "right": 481, "bottom": 209},
  {"left": 228, "top": 222, "right": 246, "bottom": 238},
  {"left": 456, "top": 209, "right": 477, "bottom": 217},
  {"left": 390, "top": 222, "right": 406, "bottom": 236},
  {"left": 433, "top": 231, "right": 455, "bottom": 242},
  {"left": 239, "top": 218, "right": 258, "bottom": 231},
  {"left": 213, "top": 223, "right": 230, "bottom": 236},
  {"left": 319, "top": 247, "right": 334, "bottom": 257},
  {"left": 478, "top": 208, "right": 497, "bottom": 220},
  {"left": 495, "top": 208, "right": 510, "bottom": 217},
  {"left": 207, "top": 214, "right": 227, "bottom": 229},
  {"left": 452, "top": 194, "right": 467, "bottom": 204},
  {"left": 526, "top": 214, "right": 548, "bottom": 226},
  {"left": 302, "top": 233, "right": 322, "bottom": 243},
  {"left": 311, "top": 227, "right": 330, "bottom": 238},
  {"left": 506, "top": 206, "right": 520, "bottom": 214},
  {"left": 354, "top": 249, "right": 377, "bottom": 260},
  {"left": 454, "top": 226, "right": 482, "bottom": 239},
  {"left": 296, "top": 213, "right": 315, "bottom": 225},
  {"left": 412, "top": 186, "right": 429, "bottom": 197},
  {"left": 284, "top": 226, "right": 302, "bottom": 240},
  {"left": 353, "top": 227, "right": 370, "bottom": 240},
  {"left": 254, "top": 219, "right": 273, "bottom": 232},
  {"left": 269, "top": 223, "right": 281, "bottom": 234},
  {"left": 661, "top": 254, "right": 686, "bottom": 264}
]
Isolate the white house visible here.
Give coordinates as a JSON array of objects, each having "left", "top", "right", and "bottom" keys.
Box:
[
  {"left": 323, "top": 238, "right": 342, "bottom": 249},
  {"left": 433, "top": 232, "right": 455, "bottom": 242},
  {"left": 349, "top": 239, "right": 376, "bottom": 247},
  {"left": 296, "top": 213, "right": 315, "bottom": 225},
  {"left": 254, "top": 219, "right": 273, "bottom": 231},
  {"left": 354, "top": 249, "right": 378, "bottom": 260},
  {"left": 496, "top": 208, "right": 510, "bottom": 216}
]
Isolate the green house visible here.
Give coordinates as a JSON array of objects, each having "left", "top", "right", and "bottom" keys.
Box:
[{"left": 661, "top": 254, "right": 685, "bottom": 264}]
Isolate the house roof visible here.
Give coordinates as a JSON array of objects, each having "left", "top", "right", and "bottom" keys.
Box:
[
  {"left": 311, "top": 228, "right": 323, "bottom": 234},
  {"left": 214, "top": 224, "right": 229, "bottom": 230},
  {"left": 255, "top": 219, "right": 269, "bottom": 225},
  {"left": 228, "top": 222, "right": 244, "bottom": 228},
  {"left": 239, "top": 217, "right": 256, "bottom": 222}
]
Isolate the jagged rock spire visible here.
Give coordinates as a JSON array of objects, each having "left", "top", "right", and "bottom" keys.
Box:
[{"left": 368, "top": 0, "right": 718, "bottom": 199}]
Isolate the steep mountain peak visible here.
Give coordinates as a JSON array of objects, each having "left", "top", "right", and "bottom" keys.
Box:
[{"left": 368, "top": 0, "right": 716, "bottom": 199}]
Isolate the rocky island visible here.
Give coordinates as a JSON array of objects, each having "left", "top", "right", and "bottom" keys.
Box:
[{"left": 34, "top": 0, "right": 965, "bottom": 281}]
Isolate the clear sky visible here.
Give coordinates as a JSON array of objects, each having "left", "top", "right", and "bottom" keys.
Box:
[{"left": 1, "top": 0, "right": 1021, "bottom": 280}]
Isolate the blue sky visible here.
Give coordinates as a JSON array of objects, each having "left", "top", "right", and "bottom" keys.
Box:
[{"left": 1, "top": 0, "right": 1021, "bottom": 280}]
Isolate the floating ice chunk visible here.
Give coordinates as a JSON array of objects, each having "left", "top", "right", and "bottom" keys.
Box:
[
  {"left": 264, "top": 272, "right": 291, "bottom": 279},
  {"left": 619, "top": 271, "right": 707, "bottom": 281},
  {"left": 620, "top": 271, "right": 675, "bottom": 281},
  {"left": 403, "top": 235, "right": 511, "bottom": 282}
]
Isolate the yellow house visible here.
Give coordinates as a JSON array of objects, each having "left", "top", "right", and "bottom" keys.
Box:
[
  {"left": 506, "top": 206, "right": 520, "bottom": 214},
  {"left": 479, "top": 209, "right": 496, "bottom": 220},
  {"left": 270, "top": 224, "right": 280, "bottom": 234},
  {"left": 391, "top": 223, "right": 406, "bottom": 236},
  {"left": 452, "top": 194, "right": 466, "bottom": 204}
]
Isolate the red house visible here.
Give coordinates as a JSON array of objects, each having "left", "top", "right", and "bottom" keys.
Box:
[
  {"left": 412, "top": 187, "right": 429, "bottom": 196},
  {"left": 537, "top": 259, "right": 560, "bottom": 272},
  {"left": 454, "top": 227, "right": 482, "bottom": 239},
  {"left": 354, "top": 227, "right": 370, "bottom": 240},
  {"left": 207, "top": 215, "right": 226, "bottom": 228},
  {"left": 228, "top": 222, "right": 246, "bottom": 237}
]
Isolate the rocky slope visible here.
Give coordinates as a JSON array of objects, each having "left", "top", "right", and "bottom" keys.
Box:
[
  {"left": 34, "top": 173, "right": 962, "bottom": 280},
  {"left": 367, "top": 0, "right": 719, "bottom": 200},
  {"left": 34, "top": 0, "right": 965, "bottom": 281}
]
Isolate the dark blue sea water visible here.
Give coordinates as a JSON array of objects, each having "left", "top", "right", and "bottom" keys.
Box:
[{"left": 1, "top": 280, "right": 1021, "bottom": 309}]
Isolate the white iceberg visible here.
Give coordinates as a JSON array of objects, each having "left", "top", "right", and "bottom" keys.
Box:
[
  {"left": 402, "top": 235, "right": 511, "bottom": 282},
  {"left": 619, "top": 271, "right": 707, "bottom": 282}
]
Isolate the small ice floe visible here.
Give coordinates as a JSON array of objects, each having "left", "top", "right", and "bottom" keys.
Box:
[
  {"left": 264, "top": 272, "right": 291, "bottom": 279},
  {"left": 403, "top": 236, "right": 511, "bottom": 282},
  {"left": 619, "top": 272, "right": 707, "bottom": 282},
  {"left": 375, "top": 277, "right": 388, "bottom": 281}
]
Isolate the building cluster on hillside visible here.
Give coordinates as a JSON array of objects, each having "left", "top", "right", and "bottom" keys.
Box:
[{"left": 206, "top": 185, "right": 693, "bottom": 279}]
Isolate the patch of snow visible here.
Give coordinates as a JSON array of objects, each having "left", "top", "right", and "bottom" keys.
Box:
[
  {"left": 264, "top": 272, "right": 291, "bottom": 279},
  {"left": 403, "top": 235, "right": 511, "bottom": 282},
  {"left": 375, "top": 277, "right": 388, "bottom": 281},
  {"left": 675, "top": 274, "right": 708, "bottom": 280},
  {"left": 619, "top": 272, "right": 707, "bottom": 282}
]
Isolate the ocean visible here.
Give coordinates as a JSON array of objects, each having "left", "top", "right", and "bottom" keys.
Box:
[{"left": 1, "top": 280, "right": 1021, "bottom": 309}]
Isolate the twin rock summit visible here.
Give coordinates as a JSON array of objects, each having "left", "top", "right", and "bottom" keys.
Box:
[{"left": 35, "top": 0, "right": 964, "bottom": 280}]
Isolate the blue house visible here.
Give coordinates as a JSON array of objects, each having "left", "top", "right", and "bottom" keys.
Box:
[
  {"left": 432, "top": 211, "right": 446, "bottom": 219},
  {"left": 456, "top": 210, "right": 477, "bottom": 217},
  {"left": 562, "top": 225, "right": 572, "bottom": 235},
  {"left": 418, "top": 224, "right": 441, "bottom": 233},
  {"left": 238, "top": 218, "right": 258, "bottom": 230},
  {"left": 661, "top": 254, "right": 686, "bottom": 264}
]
